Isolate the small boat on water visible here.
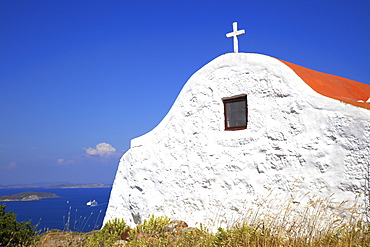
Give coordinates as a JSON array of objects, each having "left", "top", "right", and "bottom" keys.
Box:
[{"left": 86, "top": 200, "right": 98, "bottom": 207}]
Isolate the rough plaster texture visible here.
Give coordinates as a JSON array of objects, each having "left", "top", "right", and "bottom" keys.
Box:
[{"left": 104, "top": 53, "right": 370, "bottom": 229}]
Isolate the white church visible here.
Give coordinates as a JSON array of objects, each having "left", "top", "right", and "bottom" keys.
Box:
[{"left": 104, "top": 23, "right": 370, "bottom": 229}]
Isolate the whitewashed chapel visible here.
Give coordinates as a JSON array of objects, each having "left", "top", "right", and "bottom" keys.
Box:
[{"left": 104, "top": 23, "right": 370, "bottom": 229}]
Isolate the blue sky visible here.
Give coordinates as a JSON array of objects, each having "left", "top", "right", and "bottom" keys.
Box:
[{"left": 1, "top": 0, "right": 369, "bottom": 185}]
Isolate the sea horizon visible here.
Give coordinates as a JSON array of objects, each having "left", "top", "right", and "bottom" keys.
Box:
[{"left": 0, "top": 182, "right": 112, "bottom": 189}]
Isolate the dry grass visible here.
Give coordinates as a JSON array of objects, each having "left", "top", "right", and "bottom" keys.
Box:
[
  {"left": 33, "top": 193, "right": 370, "bottom": 247},
  {"left": 33, "top": 229, "right": 94, "bottom": 247}
]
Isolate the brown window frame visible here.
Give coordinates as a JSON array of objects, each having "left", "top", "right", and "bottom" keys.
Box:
[{"left": 223, "top": 95, "right": 248, "bottom": 131}]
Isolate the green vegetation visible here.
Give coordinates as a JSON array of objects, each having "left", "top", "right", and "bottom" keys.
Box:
[
  {"left": 0, "top": 191, "right": 59, "bottom": 201},
  {"left": 131, "top": 215, "right": 170, "bottom": 237},
  {"left": 0, "top": 204, "right": 39, "bottom": 246}
]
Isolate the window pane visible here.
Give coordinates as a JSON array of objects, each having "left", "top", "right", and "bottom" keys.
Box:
[{"left": 225, "top": 100, "right": 246, "bottom": 128}]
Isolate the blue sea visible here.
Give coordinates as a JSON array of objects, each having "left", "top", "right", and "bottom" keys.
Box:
[{"left": 0, "top": 187, "right": 111, "bottom": 233}]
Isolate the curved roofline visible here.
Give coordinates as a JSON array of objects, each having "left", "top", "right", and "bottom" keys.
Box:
[{"left": 277, "top": 59, "right": 370, "bottom": 110}]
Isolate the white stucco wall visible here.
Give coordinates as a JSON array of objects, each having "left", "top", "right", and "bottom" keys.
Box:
[{"left": 104, "top": 53, "right": 370, "bottom": 229}]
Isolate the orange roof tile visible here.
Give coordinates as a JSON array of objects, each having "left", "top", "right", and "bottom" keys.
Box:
[{"left": 278, "top": 59, "right": 370, "bottom": 110}]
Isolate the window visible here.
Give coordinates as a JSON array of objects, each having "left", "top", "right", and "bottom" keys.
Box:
[{"left": 223, "top": 95, "right": 248, "bottom": 130}]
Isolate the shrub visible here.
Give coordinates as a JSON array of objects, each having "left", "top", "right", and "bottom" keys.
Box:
[
  {"left": 86, "top": 218, "right": 130, "bottom": 247},
  {"left": 131, "top": 215, "right": 170, "bottom": 238},
  {"left": 0, "top": 204, "right": 39, "bottom": 246}
]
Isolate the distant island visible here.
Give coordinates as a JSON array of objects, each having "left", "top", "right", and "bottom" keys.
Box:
[
  {"left": 0, "top": 183, "right": 111, "bottom": 189},
  {"left": 0, "top": 191, "right": 59, "bottom": 201}
]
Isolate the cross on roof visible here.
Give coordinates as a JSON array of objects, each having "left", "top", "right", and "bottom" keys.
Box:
[{"left": 226, "top": 22, "right": 245, "bottom": 53}]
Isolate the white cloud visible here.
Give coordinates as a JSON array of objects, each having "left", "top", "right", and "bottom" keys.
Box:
[
  {"left": 56, "top": 142, "right": 121, "bottom": 166},
  {"left": 85, "top": 142, "right": 117, "bottom": 157}
]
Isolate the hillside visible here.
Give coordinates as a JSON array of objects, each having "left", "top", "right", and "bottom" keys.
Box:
[{"left": 0, "top": 191, "right": 59, "bottom": 201}]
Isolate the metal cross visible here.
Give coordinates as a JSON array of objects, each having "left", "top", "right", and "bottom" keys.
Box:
[{"left": 226, "top": 22, "right": 245, "bottom": 53}]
